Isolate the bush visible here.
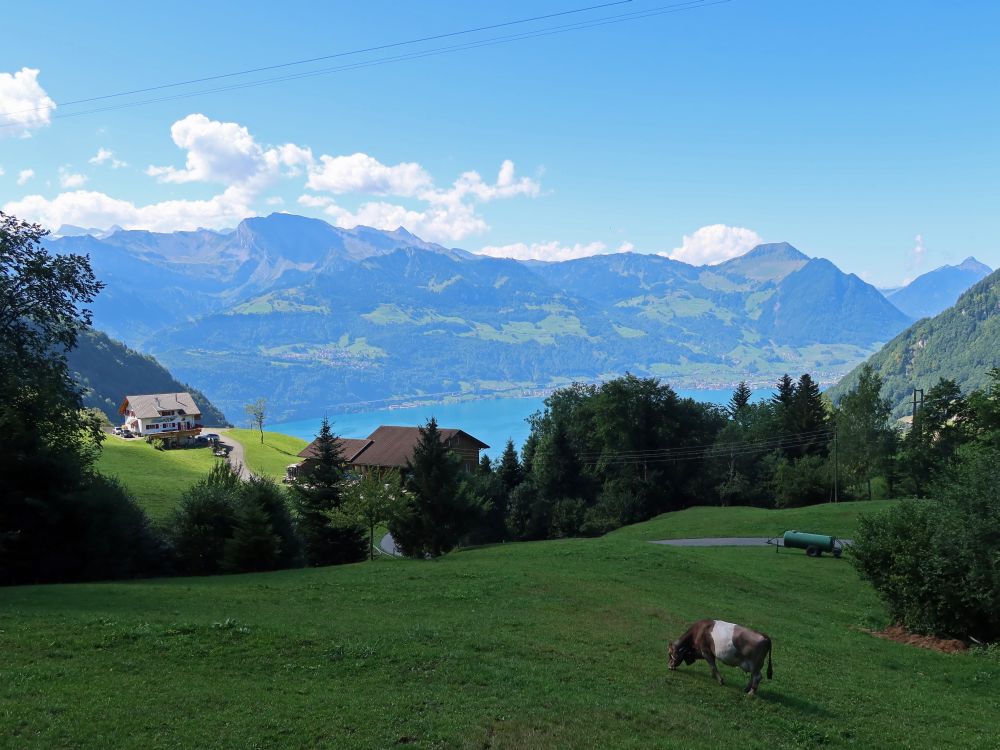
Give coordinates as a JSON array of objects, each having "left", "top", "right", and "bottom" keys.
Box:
[
  {"left": 851, "top": 445, "right": 1000, "bottom": 641},
  {"left": 772, "top": 454, "right": 830, "bottom": 507}
]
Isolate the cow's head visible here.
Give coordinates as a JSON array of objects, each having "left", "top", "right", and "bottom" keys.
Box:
[{"left": 668, "top": 641, "right": 696, "bottom": 670}]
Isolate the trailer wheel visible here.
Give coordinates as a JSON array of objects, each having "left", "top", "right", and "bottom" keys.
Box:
[
  {"left": 806, "top": 546, "right": 820, "bottom": 557},
  {"left": 833, "top": 547, "right": 843, "bottom": 558}
]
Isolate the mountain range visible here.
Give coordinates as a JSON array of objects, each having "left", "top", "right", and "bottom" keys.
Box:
[
  {"left": 46, "top": 213, "right": 952, "bottom": 423},
  {"left": 829, "top": 266, "right": 1000, "bottom": 415},
  {"left": 883, "top": 257, "right": 992, "bottom": 319}
]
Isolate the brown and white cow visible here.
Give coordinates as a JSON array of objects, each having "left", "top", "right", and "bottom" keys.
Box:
[{"left": 668, "top": 619, "right": 773, "bottom": 694}]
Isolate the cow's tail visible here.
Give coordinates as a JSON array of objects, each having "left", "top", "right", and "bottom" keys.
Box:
[{"left": 766, "top": 638, "right": 774, "bottom": 680}]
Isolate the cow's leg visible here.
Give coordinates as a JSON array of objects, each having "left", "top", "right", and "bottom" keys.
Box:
[
  {"left": 746, "top": 670, "right": 761, "bottom": 695},
  {"left": 703, "top": 653, "right": 724, "bottom": 685}
]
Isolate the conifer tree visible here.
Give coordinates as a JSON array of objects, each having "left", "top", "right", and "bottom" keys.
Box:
[
  {"left": 794, "top": 373, "right": 829, "bottom": 456},
  {"left": 389, "top": 418, "right": 482, "bottom": 558},
  {"left": 727, "top": 381, "right": 753, "bottom": 420},
  {"left": 771, "top": 374, "right": 797, "bottom": 434},
  {"left": 479, "top": 453, "right": 493, "bottom": 474},
  {"left": 497, "top": 438, "right": 523, "bottom": 493},
  {"left": 293, "top": 417, "right": 366, "bottom": 565},
  {"left": 835, "top": 364, "right": 896, "bottom": 498},
  {"left": 223, "top": 500, "right": 281, "bottom": 573}
]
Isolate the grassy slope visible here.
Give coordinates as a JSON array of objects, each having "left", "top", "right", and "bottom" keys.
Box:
[
  {"left": 224, "top": 428, "right": 309, "bottom": 478},
  {"left": 612, "top": 500, "right": 898, "bottom": 541},
  {"left": 2, "top": 505, "right": 995, "bottom": 749},
  {"left": 96, "top": 430, "right": 307, "bottom": 518},
  {"left": 95, "top": 438, "right": 222, "bottom": 519}
]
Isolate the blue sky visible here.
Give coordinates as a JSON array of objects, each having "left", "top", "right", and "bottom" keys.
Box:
[{"left": 1, "top": 0, "right": 998, "bottom": 286}]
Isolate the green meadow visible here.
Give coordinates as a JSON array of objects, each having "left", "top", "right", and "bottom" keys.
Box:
[
  {"left": 94, "top": 430, "right": 308, "bottom": 518},
  {"left": 2, "top": 503, "right": 996, "bottom": 749}
]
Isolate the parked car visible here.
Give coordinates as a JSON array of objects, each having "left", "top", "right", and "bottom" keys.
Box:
[
  {"left": 194, "top": 435, "right": 209, "bottom": 445},
  {"left": 113, "top": 427, "right": 123, "bottom": 436},
  {"left": 121, "top": 429, "right": 134, "bottom": 438},
  {"left": 203, "top": 433, "right": 220, "bottom": 441}
]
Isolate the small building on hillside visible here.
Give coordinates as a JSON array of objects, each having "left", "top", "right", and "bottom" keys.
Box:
[
  {"left": 287, "top": 425, "right": 489, "bottom": 481},
  {"left": 118, "top": 392, "right": 204, "bottom": 446}
]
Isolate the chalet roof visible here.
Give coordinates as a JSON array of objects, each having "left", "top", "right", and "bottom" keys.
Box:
[
  {"left": 297, "top": 438, "right": 373, "bottom": 462},
  {"left": 119, "top": 392, "right": 201, "bottom": 418},
  {"left": 297, "top": 425, "right": 489, "bottom": 469}
]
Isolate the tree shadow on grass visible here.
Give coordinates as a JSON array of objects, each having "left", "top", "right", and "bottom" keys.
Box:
[{"left": 759, "top": 691, "right": 835, "bottom": 718}]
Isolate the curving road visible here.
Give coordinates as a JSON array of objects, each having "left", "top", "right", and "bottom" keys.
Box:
[
  {"left": 214, "top": 429, "right": 251, "bottom": 480},
  {"left": 651, "top": 537, "right": 851, "bottom": 547}
]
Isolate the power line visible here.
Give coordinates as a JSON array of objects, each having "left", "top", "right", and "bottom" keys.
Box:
[
  {"left": 576, "top": 427, "right": 833, "bottom": 460},
  {"left": 1, "top": 0, "right": 634, "bottom": 118},
  {"left": 0, "top": 0, "right": 732, "bottom": 128}
]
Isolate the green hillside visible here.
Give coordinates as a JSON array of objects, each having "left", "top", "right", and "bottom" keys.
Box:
[
  {"left": 2, "top": 503, "right": 994, "bottom": 749},
  {"left": 828, "top": 268, "right": 1000, "bottom": 413},
  {"left": 95, "top": 438, "right": 223, "bottom": 519},
  {"left": 69, "top": 329, "right": 229, "bottom": 426},
  {"left": 95, "top": 430, "right": 306, "bottom": 518}
]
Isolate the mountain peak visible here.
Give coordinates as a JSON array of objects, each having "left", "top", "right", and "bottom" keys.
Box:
[
  {"left": 742, "top": 242, "right": 808, "bottom": 261},
  {"left": 957, "top": 256, "right": 991, "bottom": 274}
]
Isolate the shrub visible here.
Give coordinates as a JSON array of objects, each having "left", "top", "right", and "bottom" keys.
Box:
[
  {"left": 772, "top": 454, "right": 830, "bottom": 507},
  {"left": 851, "top": 445, "right": 1000, "bottom": 641}
]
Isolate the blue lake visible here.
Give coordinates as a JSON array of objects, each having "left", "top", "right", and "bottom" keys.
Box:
[{"left": 271, "top": 388, "right": 771, "bottom": 458}]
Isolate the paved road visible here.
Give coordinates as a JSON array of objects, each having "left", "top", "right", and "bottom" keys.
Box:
[
  {"left": 651, "top": 537, "right": 851, "bottom": 547},
  {"left": 379, "top": 532, "right": 400, "bottom": 556},
  {"left": 215, "top": 429, "right": 251, "bottom": 480},
  {"left": 651, "top": 537, "right": 774, "bottom": 547}
]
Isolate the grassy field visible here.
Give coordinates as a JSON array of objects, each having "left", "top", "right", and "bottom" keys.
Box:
[
  {"left": 95, "top": 437, "right": 222, "bottom": 518},
  {"left": 95, "top": 430, "right": 308, "bottom": 518},
  {"left": 2, "top": 504, "right": 996, "bottom": 749},
  {"left": 612, "top": 500, "right": 899, "bottom": 541},
  {"left": 224, "top": 428, "right": 309, "bottom": 478}
]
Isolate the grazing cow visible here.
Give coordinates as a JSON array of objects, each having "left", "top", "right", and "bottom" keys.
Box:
[{"left": 668, "top": 619, "right": 773, "bottom": 694}]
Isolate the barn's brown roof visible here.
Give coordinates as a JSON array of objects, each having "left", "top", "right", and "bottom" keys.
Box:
[
  {"left": 297, "top": 425, "right": 488, "bottom": 469},
  {"left": 297, "top": 438, "right": 372, "bottom": 462},
  {"left": 118, "top": 392, "right": 201, "bottom": 418}
]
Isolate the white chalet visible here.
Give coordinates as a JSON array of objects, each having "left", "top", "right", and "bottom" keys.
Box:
[{"left": 118, "top": 392, "right": 204, "bottom": 445}]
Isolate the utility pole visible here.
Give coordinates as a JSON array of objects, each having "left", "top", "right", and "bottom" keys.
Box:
[{"left": 833, "top": 425, "right": 839, "bottom": 503}]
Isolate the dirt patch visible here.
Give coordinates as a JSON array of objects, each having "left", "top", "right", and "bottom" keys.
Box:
[{"left": 867, "top": 625, "right": 967, "bottom": 653}]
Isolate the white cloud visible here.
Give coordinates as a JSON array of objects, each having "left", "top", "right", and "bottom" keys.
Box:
[
  {"left": 663, "top": 224, "right": 763, "bottom": 265},
  {"left": 0, "top": 68, "right": 55, "bottom": 138},
  {"left": 0, "top": 166, "right": 4, "bottom": 176},
  {"left": 302, "top": 157, "right": 541, "bottom": 243},
  {"left": 58, "top": 167, "right": 88, "bottom": 188},
  {"left": 16, "top": 168, "right": 34, "bottom": 185},
  {"left": 322, "top": 199, "right": 488, "bottom": 243},
  {"left": 477, "top": 240, "right": 610, "bottom": 262},
  {"left": 264, "top": 196, "right": 285, "bottom": 206},
  {"left": 89, "top": 147, "right": 127, "bottom": 168},
  {"left": 147, "top": 113, "right": 310, "bottom": 187},
  {"left": 3, "top": 185, "right": 256, "bottom": 234},
  {"left": 908, "top": 233, "right": 927, "bottom": 268},
  {"left": 306, "top": 153, "right": 431, "bottom": 196}
]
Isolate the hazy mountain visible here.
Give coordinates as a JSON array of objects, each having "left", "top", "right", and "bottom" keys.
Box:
[
  {"left": 46, "top": 214, "right": 914, "bottom": 421},
  {"left": 69, "top": 329, "right": 229, "bottom": 426},
  {"left": 885, "top": 257, "right": 992, "bottom": 319},
  {"left": 829, "top": 267, "right": 1000, "bottom": 415}
]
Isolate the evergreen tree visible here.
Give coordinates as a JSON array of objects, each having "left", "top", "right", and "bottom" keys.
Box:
[
  {"left": 167, "top": 462, "right": 240, "bottom": 575},
  {"left": 293, "top": 417, "right": 366, "bottom": 566},
  {"left": 223, "top": 500, "right": 281, "bottom": 573},
  {"left": 241, "top": 474, "right": 301, "bottom": 568},
  {"left": 771, "top": 374, "right": 797, "bottom": 436},
  {"left": 835, "top": 364, "right": 897, "bottom": 498},
  {"left": 478, "top": 453, "right": 493, "bottom": 474},
  {"left": 793, "top": 373, "right": 829, "bottom": 456},
  {"left": 389, "top": 418, "right": 482, "bottom": 558},
  {"left": 497, "top": 438, "right": 523, "bottom": 494},
  {"left": 727, "top": 381, "right": 753, "bottom": 419}
]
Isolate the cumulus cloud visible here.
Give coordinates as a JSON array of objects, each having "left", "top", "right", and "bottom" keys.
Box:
[
  {"left": 477, "top": 240, "right": 611, "bottom": 262},
  {"left": 147, "top": 113, "right": 310, "bottom": 187},
  {"left": 663, "top": 224, "right": 763, "bottom": 265},
  {"left": 17, "top": 168, "right": 34, "bottom": 185},
  {"left": 5, "top": 112, "right": 539, "bottom": 240},
  {"left": 89, "top": 147, "right": 127, "bottom": 168},
  {"left": 0, "top": 68, "right": 55, "bottom": 138},
  {"left": 4, "top": 185, "right": 256, "bottom": 234},
  {"left": 301, "top": 157, "right": 541, "bottom": 243},
  {"left": 58, "top": 167, "right": 88, "bottom": 188},
  {"left": 907, "top": 233, "right": 927, "bottom": 269},
  {"left": 306, "top": 153, "right": 431, "bottom": 196}
]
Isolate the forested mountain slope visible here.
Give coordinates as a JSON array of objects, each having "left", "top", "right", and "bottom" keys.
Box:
[
  {"left": 828, "top": 268, "right": 1000, "bottom": 414},
  {"left": 69, "top": 329, "right": 230, "bottom": 426}
]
